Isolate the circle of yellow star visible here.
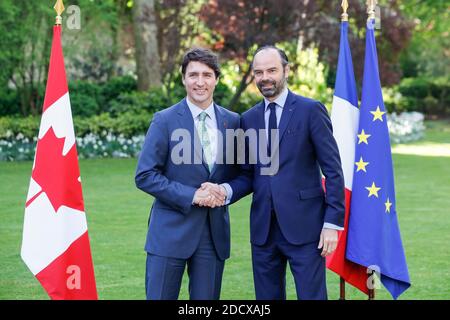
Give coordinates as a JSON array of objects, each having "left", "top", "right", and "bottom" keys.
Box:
[
  {"left": 355, "top": 156, "right": 369, "bottom": 172},
  {"left": 366, "top": 182, "right": 381, "bottom": 198},
  {"left": 357, "top": 129, "right": 371, "bottom": 145},
  {"left": 385, "top": 198, "right": 393, "bottom": 213},
  {"left": 370, "top": 106, "right": 386, "bottom": 122}
]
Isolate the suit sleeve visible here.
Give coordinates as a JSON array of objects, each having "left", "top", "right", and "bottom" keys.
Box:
[
  {"left": 135, "top": 112, "right": 197, "bottom": 215},
  {"left": 309, "top": 103, "right": 345, "bottom": 227},
  {"left": 227, "top": 116, "right": 254, "bottom": 204}
]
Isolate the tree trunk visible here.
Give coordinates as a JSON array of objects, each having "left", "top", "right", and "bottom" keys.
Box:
[
  {"left": 132, "top": 0, "right": 162, "bottom": 91},
  {"left": 228, "top": 65, "right": 253, "bottom": 112}
]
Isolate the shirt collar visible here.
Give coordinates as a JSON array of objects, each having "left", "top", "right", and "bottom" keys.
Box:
[
  {"left": 186, "top": 97, "right": 215, "bottom": 120},
  {"left": 264, "top": 87, "right": 289, "bottom": 111}
]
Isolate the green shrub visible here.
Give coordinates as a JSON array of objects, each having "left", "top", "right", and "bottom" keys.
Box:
[
  {"left": 73, "top": 111, "right": 152, "bottom": 138},
  {"left": 0, "top": 110, "right": 153, "bottom": 140},
  {"left": 0, "top": 89, "right": 20, "bottom": 116},
  {"left": 396, "top": 77, "right": 450, "bottom": 116},
  {"left": 112, "top": 110, "right": 152, "bottom": 137},
  {"left": 398, "top": 78, "right": 430, "bottom": 99},
  {"left": 0, "top": 115, "right": 39, "bottom": 139},
  {"left": 233, "top": 91, "right": 261, "bottom": 114},
  {"left": 69, "top": 80, "right": 101, "bottom": 117},
  {"left": 212, "top": 81, "right": 232, "bottom": 107},
  {"left": 108, "top": 91, "right": 153, "bottom": 115},
  {"left": 100, "top": 75, "right": 137, "bottom": 111}
]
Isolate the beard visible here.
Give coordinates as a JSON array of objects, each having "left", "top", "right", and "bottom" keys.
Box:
[{"left": 256, "top": 76, "right": 286, "bottom": 99}]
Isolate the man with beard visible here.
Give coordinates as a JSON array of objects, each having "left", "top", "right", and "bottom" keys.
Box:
[{"left": 204, "top": 45, "right": 345, "bottom": 299}]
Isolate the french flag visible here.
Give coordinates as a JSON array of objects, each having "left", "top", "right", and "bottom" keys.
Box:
[
  {"left": 326, "top": 20, "right": 368, "bottom": 294},
  {"left": 20, "top": 25, "right": 97, "bottom": 300}
]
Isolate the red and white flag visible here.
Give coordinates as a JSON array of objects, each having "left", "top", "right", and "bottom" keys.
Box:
[
  {"left": 326, "top": 21, "right": 368, "bottom": 294},
  {"left": 20, "top": 25, "right": 97, "bottom": 300}
]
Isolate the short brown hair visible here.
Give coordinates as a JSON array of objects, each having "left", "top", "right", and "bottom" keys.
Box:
[{"left": 181, "top": 48, "right": 221, "bottom": 78}]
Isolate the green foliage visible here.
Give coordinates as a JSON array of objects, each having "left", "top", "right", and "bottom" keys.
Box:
[
  {"left": 399, "top": 1, "right": 450, "bottom": 78},
  {"left": 108, "top": 91, "right": 155, "bottom": 115},
  {"left": 66, "top": 76, "right": 140, "bottom": 117},
  {"left": 0, "top": 1, "right": 53, "bottom": 115},
  {"left": 280, "top": 42, "right": 333, "bottom": 110},
  {"left": 0, "top": 0, "right": 120, "bottom": 116},
  {"left": 384, "top": 77, "right": 450, "bottom": 116},
  {"left": 0, "top": 89, "right": 20, "bottom": 117},
  {"left": 74, "top": 111, "right": 152, "bottom": 138},
  {"left": 233, "top": 91, "right": 261, "bottom": 114},
  {"left": 0, "top": 110, "right": 153, "bottom": 141},
  {"left": 62, "top": 0, "right": 119, "bottom": 82},
  {"left": 0, "top": 115, "right": 39, "bottom": 140},
  {"left": 100, "top": 75, "right": 137, "bottom": 109},
  {"left": 213, "top": 81, "right": 234, "bottom": 108},
  {"left": 69, "top": 81, "right": 101, "bottom": 117}
]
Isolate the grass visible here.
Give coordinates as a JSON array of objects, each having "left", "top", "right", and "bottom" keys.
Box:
[{"left": 0, "top": 120, "right": 449, "bottom": 300}]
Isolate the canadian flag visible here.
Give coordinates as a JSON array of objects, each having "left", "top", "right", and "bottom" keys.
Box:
[{"left": 20, "top": 25, "right": 97, "bottom": 300}]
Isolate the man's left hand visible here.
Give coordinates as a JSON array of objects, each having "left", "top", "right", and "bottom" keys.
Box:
[{"left": 318, "top": 228, "right": 338, "bottom": 257}]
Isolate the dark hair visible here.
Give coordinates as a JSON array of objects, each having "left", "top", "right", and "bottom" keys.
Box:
[
  {"left": 181, "top": 48, "right": 221, "bottom": 78},
  {"left": 252, "top": 45, "right": 289, "bottom": 68}
]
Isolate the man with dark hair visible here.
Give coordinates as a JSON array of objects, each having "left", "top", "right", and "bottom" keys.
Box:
[
  {"left": 206, "top": 45, "right": 345, "bottom": 300},
  {"left": 135, "top": 48, "right": 239, "bottom": 300}
]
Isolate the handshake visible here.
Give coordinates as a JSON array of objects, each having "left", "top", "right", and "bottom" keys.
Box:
[{"left": 193, "top": 182, "right": 227, "bottom": 208}]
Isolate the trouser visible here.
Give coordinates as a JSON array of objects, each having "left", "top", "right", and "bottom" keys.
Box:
[
  {"left": 251, "top": 211, "right": 327, "bottom": 300},
  {"left": 145, "top": 217, "right": 225, "bottom": 300}
]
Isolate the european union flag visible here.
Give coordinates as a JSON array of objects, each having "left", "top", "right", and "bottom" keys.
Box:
[{"left": 346, "top": 19, "right": 411, "bottom": 299}]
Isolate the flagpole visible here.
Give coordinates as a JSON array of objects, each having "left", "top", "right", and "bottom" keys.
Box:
[
  {"left": 367, "top": 0, "right": 377, "bottom": 21},
  {"left": 366, "top": 1, "right": 377, "bottom": 301},
  {"left": 337, "top": 0, "right": 349, "bottom": 301},
  {"left": 54, "top": 0, "right": 65, "bottom": 25}
]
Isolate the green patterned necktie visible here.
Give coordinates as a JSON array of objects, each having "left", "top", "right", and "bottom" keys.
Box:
[{"left": 198, "top": 111, "right": 213, "bottom": 171}]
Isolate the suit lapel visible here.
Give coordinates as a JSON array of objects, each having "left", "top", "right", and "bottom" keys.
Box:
[
  {"left": 272, "top": 90, "right": 296, "bottom": 155},
  {"left": 209, "top": 104, "right": 227, "bottom": 178},
  {"left": 278, "top": 90, "right": 297, "bottom": 142},
  {"left": 176, "top": 99, "right": 209, "bottom": 173}
]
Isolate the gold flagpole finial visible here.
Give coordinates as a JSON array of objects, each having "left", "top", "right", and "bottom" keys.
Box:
[
  {"left": 366, "top": 0, "right": 377, "bottom": 21},
  {"left": 54, "top": 0, "right": 65, "bottom": 25},
  {"left": 341, "top": 0, "right": 349, "bottom": 22}
]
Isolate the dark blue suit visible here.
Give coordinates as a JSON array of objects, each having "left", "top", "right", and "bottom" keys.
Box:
[
  {"left": 135, "top": 99, "right": 239, "bottom": 299},
  {"left": 228, "top": 90, "right": 345, "bottom": 299}
]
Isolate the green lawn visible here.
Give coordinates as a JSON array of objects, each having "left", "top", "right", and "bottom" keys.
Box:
[{"left": 1, "top": 121, "right": 449, "bottom": 300}]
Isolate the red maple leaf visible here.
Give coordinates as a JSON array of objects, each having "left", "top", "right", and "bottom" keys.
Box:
[{"left": 31, "top": 127, "right": 84, "bottom": 213}]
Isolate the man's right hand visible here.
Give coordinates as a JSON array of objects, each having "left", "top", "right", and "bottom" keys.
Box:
[
  {"left": 201, "top": 182, "right": 227, "bottom": 205},
  {"left": 193, "top": 184, "right": 225, "bottom": 208}
]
